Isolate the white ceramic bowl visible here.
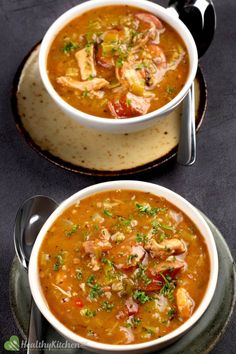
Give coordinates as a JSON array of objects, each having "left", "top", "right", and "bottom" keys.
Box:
[
  {"left": 29, "top": 181, "right": 218, "bottom": 353},
  {"left": 39, "top": 0, "right": 198, "bottom": 134}
]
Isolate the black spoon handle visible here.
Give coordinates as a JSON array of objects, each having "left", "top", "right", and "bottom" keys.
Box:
[{"left": 168, "top": 0, "right": 216, "bottom": 58}]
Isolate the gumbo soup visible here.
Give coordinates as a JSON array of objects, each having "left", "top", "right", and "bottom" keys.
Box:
[
  {"left": 47, "top": 6, "right": 189, "bottom": 118},
  {"left": 39, "top": 190, "right": 210, "bottom": 345}
]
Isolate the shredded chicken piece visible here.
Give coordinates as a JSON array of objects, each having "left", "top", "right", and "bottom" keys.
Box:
[
  {"left": 145, "top": 238, "right": 186, "bottom": 259},
  {"left": 83, "top": 239, "right": 111, "bottom": 254},
  {"left": 75, "top": 45, "right": 96, "bottom": 80},
  {"left": 56, "top": 77, "right": 109, "bottom": 92},
  {"left": 100, "top": 228, "right": 111, "bottom": 241},
  {"left": 176, "top": 288, "right": 195, "bottom": 319},
  {"left": 151, "top": 259, "right": 185, "bottom": 276}
]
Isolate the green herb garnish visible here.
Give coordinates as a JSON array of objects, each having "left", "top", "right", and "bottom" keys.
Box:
[
  {"left": 103, "top": 209, "right": 113, "bottom": 217},
  {"left": 63, "top": 41, "right": 79, "bottom": 54},
  {"left": 89, "top": 284, "right": 103, "bottom": 300},
  {"left": 136, "top": 264, "right": 152, "bottom": 285},
  {"left": 166, "top": 85, "right": 176, "bottom": 94},
  {"left": 152, "top": 220, "right": 174, "bottom": 232},
  {"left": 53, "top": 254, "right": 64, "bottom": 271},
  {"left": 119, "top": 216, "right": 131, "bottom": 226},
  {"left": 116, "top": 57, "right": 124, "bottom": 68},
  {"left": 87, "top": 274, "right": 95, "bottom": 285},
  {"left": 64, "top": 224, "right": 79, "bottom": 237},
  {"left": 167, "top": 308, "right": 176, "bottom": 318},
  {"left": 101, "top": 301, "right": 114, "bottom": 312},
  {"left": 75, "top": 269, "right": 82, "bottom": 280},
  {"left": 136, "top": 203, "right": 166, "bottom": 216},
  {"left": 127, "top": 254, "right": 138, "bottom": 264},
  {"left": 133, "top": 290, "right": 150, "bottom": 304},
  {"left": 101, "top": 257, "right": 114, "bottom": 267},
  {"left": 160, "top": 273, "right": 175, "bottom": 301},
  {"left": 80, "top": 308, "right": 96, "bottom": 317},
  {"left": 136, "top": 233, "right": 148, "bottom": 244}
]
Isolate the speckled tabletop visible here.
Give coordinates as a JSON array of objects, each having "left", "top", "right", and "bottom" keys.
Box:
[{"left": 0, "top": 0, "right": 235, "bottom": 353}]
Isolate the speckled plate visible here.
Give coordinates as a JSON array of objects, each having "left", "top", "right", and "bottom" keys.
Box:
[
  {"left": 9, "top": 211, "right": 235, "bottom": 354},
  {"left": 12, "top": 44, "right": 207, "bottom": 176}
]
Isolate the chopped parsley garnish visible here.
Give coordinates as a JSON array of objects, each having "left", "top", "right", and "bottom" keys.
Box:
[
  {"left": 166, "top": 85, "right": 176, "bottom": 94},
  {"left": 159, "top": 233, "right": 167, "bottom": 242},
  {"left": 53, "top": 254, "right": 64, "bottom": 271},
  {"left": 103, "top": 209, "right": 113, "bottom": 217},
  {"left": 167, "top": 308, "right": 176, "bottom": 318},
  {"left": 119, "top": 216, "right": 131, "bottom": 226},
  {"left": 136, "top": 233, "right": 148, "bottom": 244},
  {"left": 136, "top": 203, "right": 166, "bottom": 216},
  {"left": 136, "top": 264, "right": 152, "bottom": 285},
  {"left": 133, "top": 290, "right": 150, "bottom": 304},
  {"left": 101, "top": 301, "right": 114, "bottom": 312},
  {"left": 64, "top": 223, "right": 79, "bottom": 237},
  {"left": 75, "top": 269, "right": 82, "bottom": 280},
  {"left": 87, "top": 274, "right": 95, "bottom": 285},
  {"left": 89, "top": 284, "right": 103, "bottom": 300},
  {"left": 127, "top": 254, "right": 138, "bottom": 264},
  {"left": 88, "top": 74, "right": 94, "bottom": 80},
  {"left": 116, "top": 57, "right": 124, "bottom": 68},
  {"left": 80, "top": 308, "right": 96, "bottom": 317},
  {"left": 159, "top": 273, "right": 175, "bottom": 301},
  {"left": 82, "top": 88, "right": 89, "bottom": 97},
  {"left": 63, "top": 41, "right": 79, "bottom": 54},
  {"left": 126, "top": 317, "right": 142, "bottom": 328},
  {"left": 152, "top": 220, "right": 174, "bottom": 232},
  {"left": 126, "top": 98, "right": 132, "bottom": 106},
  {"left": 132, "top": 317, "right": 142, "bottom": 326},
  {"left": 101, "top": 257, "right": 114, "bottom": 268}
]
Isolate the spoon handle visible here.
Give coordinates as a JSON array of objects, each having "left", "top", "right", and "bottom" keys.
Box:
[
  {"left": 177, "top": 83, "right": 196, "bottom": 165},
  {"left": 27, "top": 298, "right": 43, "bottom": 354}
]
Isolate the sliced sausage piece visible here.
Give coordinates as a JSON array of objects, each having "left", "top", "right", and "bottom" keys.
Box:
[
  {"left": 75, "top": 45, "right": 96, "bottom": 80},
  {"left": 108, "top": 92, "right": 150, "bottom": 118},
  {"left": 145, "top": 238, "right": 186, "bottom": 259},
  {"left": 141, "top": 259, "right": 185, "bottom": 291},
  {"left": 135, "top": 13, "right": 164, "bottom": 30},
  {"left": 56, "top": 77, "right": 109, "bottom": 92},
  {"left": 176, "top": 288, "right": 195, "bottom": 319}
]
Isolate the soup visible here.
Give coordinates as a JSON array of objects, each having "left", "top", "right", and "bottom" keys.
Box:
[
  {"left": 47, "top": 6, "right": 189, "bottom": 119},
  {"left": 38, "top": 190, "right": 209, "bottom": 345}
]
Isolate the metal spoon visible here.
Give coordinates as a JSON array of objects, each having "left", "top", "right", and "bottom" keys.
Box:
[
  {"left": 14, "top": 195, "right": 58, "bottom": 354},
  {"left": 168, "top": 0, "right": 216, "bottom": 165}
]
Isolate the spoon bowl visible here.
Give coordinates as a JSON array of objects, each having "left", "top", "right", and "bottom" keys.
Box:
[
  {"left": 14, "top": 195, "right": 58, "bottom": 354},
  {"left": 14, "top": 195, "right": 58, "bottom": 269}
]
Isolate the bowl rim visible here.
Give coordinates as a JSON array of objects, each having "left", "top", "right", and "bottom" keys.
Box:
[
  {"left": 28, "top": 180, "right": 218, "bottom": 352},
  {"left": 39, "top": 0, "right": 198, "bottom": 127}
]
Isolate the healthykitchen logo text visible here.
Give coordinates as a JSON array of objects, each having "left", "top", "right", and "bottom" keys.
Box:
[{"left": 4, "top": 336, "right": 81, "bottom": 351}]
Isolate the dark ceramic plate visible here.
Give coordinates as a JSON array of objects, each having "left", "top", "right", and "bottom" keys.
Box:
[
  {"left": 9, "top": 212, "right": 235, "bottom": 353},
  {"left": 12, "top": 44, "right": 207, "bottom": 176}
]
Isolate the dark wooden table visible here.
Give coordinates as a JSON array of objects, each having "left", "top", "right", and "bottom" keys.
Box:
[{"left": 0, "top": 0, "right": 235, "bottom": 353}]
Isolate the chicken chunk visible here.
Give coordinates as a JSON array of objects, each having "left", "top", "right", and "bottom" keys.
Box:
[
  {"left": 75, "top": 45, "right": 96, "bottom": 80},
  {"left": 83, "top": 239, "right": 111, "bottom": 255},
  {"left": 145, "top": 238, "right": 186, "bottom": 259},
  {"left": 176, "top": 288, "right": 195, "bottom": 319},
  {"left": 151, "top": 259, "right": 185, "bottom": 276},
  {"left": 56, "top": 77, "right": 109, "bottom": 92}
]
